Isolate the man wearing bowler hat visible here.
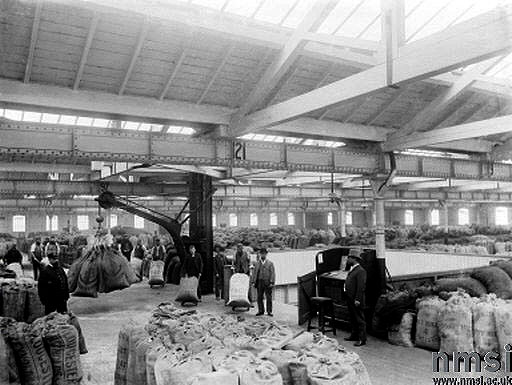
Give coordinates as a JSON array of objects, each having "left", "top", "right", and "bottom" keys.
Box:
[{"left": 344, "top": 248, "right": 367, "bottom": 346}]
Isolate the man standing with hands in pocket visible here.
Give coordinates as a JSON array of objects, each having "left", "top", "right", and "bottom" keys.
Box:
[
  {"left": 251, "top": 248, "right": 275, "bottom": 316},
  {"left": 344, "top": 248, "right": 367, "bottom": 346}
]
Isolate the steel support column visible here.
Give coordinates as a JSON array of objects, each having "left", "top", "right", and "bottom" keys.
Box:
[
  {"left": 189, "top": 173, "right": 214, "bottom": 295},
  {"left": 339, "top": 200, "right": 347, "bottom": 237}
]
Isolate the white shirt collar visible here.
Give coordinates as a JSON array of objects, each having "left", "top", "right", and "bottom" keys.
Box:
[{"left": 349, "top": 263, "right": 360, "bottom": 272}]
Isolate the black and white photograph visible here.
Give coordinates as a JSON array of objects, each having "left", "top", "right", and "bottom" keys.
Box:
[{"left": 0, "top": 0, "right": 512, "bottom": 384}]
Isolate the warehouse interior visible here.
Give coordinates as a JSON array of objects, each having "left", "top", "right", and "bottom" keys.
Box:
[{"left": 1, "top": 0, "right": 512, "bottom": 384}]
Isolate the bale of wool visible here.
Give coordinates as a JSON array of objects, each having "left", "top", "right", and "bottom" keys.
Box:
[
  {"left": 98, "top": 249, "right": 131, "bottom": 293},
  {"left": 293, "top": 354, "right": 360, "bottom": 385},
  {"left": 490, "top": 260, "right": 512, "bottom": 279},
  {"left": 330, "top": 348, "right": 372, "bottom": 385},
  {"left": 188, "top": 370, "right": 238, "bottom": 385},
  {"left": 148, "top": 261, "right": 165, "bottom": 287},
  {"left": 227, "top": 273, "right": 251, "bottom": 309},
  {"left": 471, "top": 266, "right": 512, "bottom": 299},
  {"left": 495, "top": 242, "right": 507, "bottom": 254},
  {"left": 283, "top": 331, "right": 317, "bottom": 352},
  {"left": 3, "top": 322, "right": 53, "bottom": 385},
  {"left": 67, "top": 252, "right": 89, "bottom": 293},
  {"left": 259, "top": 349, "right": 298, "bottom": 385},
  {"left": 2, "top": 284, "right": 26, "bottom": 321},
  {"left": 188, "top": 335, "right": 222, "bottom": 354},
  {"left": 173, "top": 323, "right": 204, "bottom": 347},
  {"left": 438, "top": 292, "right": 474, "bottom": 354},
  {"left": 126, "top": 328, "right": 148, "bottom": 385},
  {"left": 435, "top": 277, "right": 487, "bottom": 298},
  {"left": 24, "top": 286, "right": 45, "bottom": 323},
  {"left": 415, "top": 296, "right": 445, "bottom": 350},
  {"left": 371, "top": 291, "right": 417, "bottom": 337},
  {"left": 261, "top": 323, "right": 294, "bottom": 348},
  {"left": 42, "top": 323, "right": 82, "bottom": 385},
  {"left": 157, "top": 354, "right": 212, "bottom": 385},
  {"left": 130, "top": 258, "right": 143, "bottom": 282},
  {"left": 114, "top": 324, "right": 141, "bottom": 385},
  {"left": 67, "top": 312, "right": 87, "bottom": 355},
  {"left": 241, "top": 318, "right": 271, "bottom": 337},
  {"left": 493, "top": 301, "right": 512, "bottom": 352},
  {"left": 72, "top": 252, "right": 99, "bottom": 298},
  {"left": 145, "top": 344, "right": 167, "bottom": 385},
  {"left": 388, "top": 312, "right": 415, "bottom": 347},
  {"left": 240, "top": 359, "right": 283, "bottom": 385},
  {"left": 175, "top": 277, "right": 199, "bottom": 304},
  {"left": 0, "top": 330, "right": 9, "bottom": 384},
  {"left": 303, "top": 336, "right": 340, "bottom": 356},
  {"left": 472, "top": 295, "right": 499, "bottom": 355},
  {"left": 213, "top": 350, "right": 255, "bottom": 375}
]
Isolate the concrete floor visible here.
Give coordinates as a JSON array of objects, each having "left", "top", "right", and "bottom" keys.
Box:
[{"left": 70, "top": 281, "right": 442, "bottom": 385}]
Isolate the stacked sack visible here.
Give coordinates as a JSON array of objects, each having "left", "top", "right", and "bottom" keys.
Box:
[
  {"left": 68, "top": 244, "right": 138, "bottom": 298},
  {"left": 0, "top": 278, "right": 45, "bottom": 323},
  {"left": 114, "top": 302, "right": 372, "bottom": 385},
  {"left": 0, "top": 311, "right": 85, "bottom": 385}
]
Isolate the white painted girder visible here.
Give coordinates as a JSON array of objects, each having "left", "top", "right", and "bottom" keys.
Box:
[{"left": 231, "top": 8, "right": 512, "bottom": 136}]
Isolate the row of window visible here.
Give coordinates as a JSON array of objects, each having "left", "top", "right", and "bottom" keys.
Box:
[
  {"left": 213, "top": 211, "right": 354, "bottom": 227},
  {"left": 11, "top": 214, "right": 145, "bottom": 232},
  {"left": 10, "top": 207, "right": 511, "bottom": 232},
  {"left": 405, "top": 207, "right": 510, "bottom": 226}
]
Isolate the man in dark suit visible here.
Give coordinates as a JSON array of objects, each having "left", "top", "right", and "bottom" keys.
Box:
[
  {"left": 344, "top": 248, "right": 367, "bottom": 346},
  {"left": 38, "top": 252, "right": 70, "bottom": 314},
  {"left": 213, "top": 245, "right": 227, "bottom": 300},
  {"left": 180, "top": 244, "right": 203, "bottom": 300},
  {"left": 251, "top": 248, "right": 275, "bottom": 316}
]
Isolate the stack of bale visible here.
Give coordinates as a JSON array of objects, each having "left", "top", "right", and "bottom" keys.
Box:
[
  {"left": 0, "top": 277, "right": 45, "bottom": 323},
  {"left": 0, "top": 311, "right": 86, "bottom": 385},
  {"left": 114, "top": 302, "right": 372, "bottom": 385}
]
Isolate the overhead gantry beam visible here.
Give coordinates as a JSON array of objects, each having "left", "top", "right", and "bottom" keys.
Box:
[
  {"left": 2, "top": 120, "right": 512, "bottom": 182},
  {"left": 0, "top": 79, "right": 233, "bottom": 125},
  {"left": 0, "top": 180, "right": 189, "bottom": 196},
  {"left": 229, "top": 8, "right": 512, "bottom": 136},
  {"left": 4, "top": 183, "right": 512, "bottom": 209},
  {"left": 382, "top": 114, "right": 512, "bottom": 151},
  {"left": 232, "top": 0, "right": 337, "bottom": 120},
  {"left": 0, "top": 162, "right": 92, "bottom": 174}
]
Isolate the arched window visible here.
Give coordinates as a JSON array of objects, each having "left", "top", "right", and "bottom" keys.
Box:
[
  {"left": 430, "top": 209, "right": 440, "bottom": 226},
  {"left": 346, "top": 211, "right": 353, "bottom": 225},
  {"left": 458, "top": 208, "right": 469, "bottom": 225},
  {"left": 229, "top": 213, "right": 238, "bottom": 227},
  {"left": 327, "top": 212, "right": 333, "bottom": 225},
  {"left": 134, "top": 215, "right": 144, "bottom": 229},
  {"left": 496, "top": 207, "right": 508, "bottom": 226},
  {"left": 404, "top": 210, "right": 414, "bottom": 225},
  {"left": 250, "top": 213, "right": 258, "bottom": 226},
  {"left": 287, "top": 212, "right": 295, "bottom": 226},
  {"left": 270, "top": 212, "right": 278, "bottom": 226}
]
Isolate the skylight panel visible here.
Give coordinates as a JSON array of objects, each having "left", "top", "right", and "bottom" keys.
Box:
[
  {"left": 281, "top": 0, "right": 312, "bottom": 28},
  {"left": 59, "top": 115, "right": 77, "bottom": 125},
  {"left": 318, "top": 0, "right": 360, "bottom": 34},
  {"left": 340, "top": 0, "right": 381, "bottom": 40},
  {"left": 41, "top": 113, "right": 59, "bottom": 123},
  {"left": 4, "top": 109, "right": 23, "bottom": 120},
  {"left": 124, "top": 121, "right": 140, "bottom": 130},
  {"left": 303, "top": 139, "right": 346, "bottom": 148},
  {"left": 92, "top": 118, "right": 110, "bottom": 128},
  {"left": 0, "top": 109, "right": 4, "bottom": 117},
  {"left": 179, "top": 127, "right": 195, "bottom": 135},
  {"left": 150, "top": 124, "right": 164, "bottom": 132},
  {"left": 252, "top": 133, "right": 265, "bottom": 141},
  {"left": 23, "top": 111, "right": 42, "bottom": 122},
  {"left": 254, "top": 0, "right": 296, "bottom": 24},
  {"left": 167, "top": 125, "right": 183, "bottom": 133},
  {"left": 138, "top": 123, "right": 151, "bottom": 131},
  {"left": 76, "top": 117, "right": 94, "bottom": 126},
  {"left": 224, "top": 0, "right": 260, "bottom": 17}
]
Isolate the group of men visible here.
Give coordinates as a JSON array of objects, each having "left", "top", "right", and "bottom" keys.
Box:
[{"left": 213, "top": 243, "right": 276, "bottom": 316}]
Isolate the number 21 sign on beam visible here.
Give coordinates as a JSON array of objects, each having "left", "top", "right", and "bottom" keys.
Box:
[{"left": 233, "top": 141, "right": 246, "bottom": 161}]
